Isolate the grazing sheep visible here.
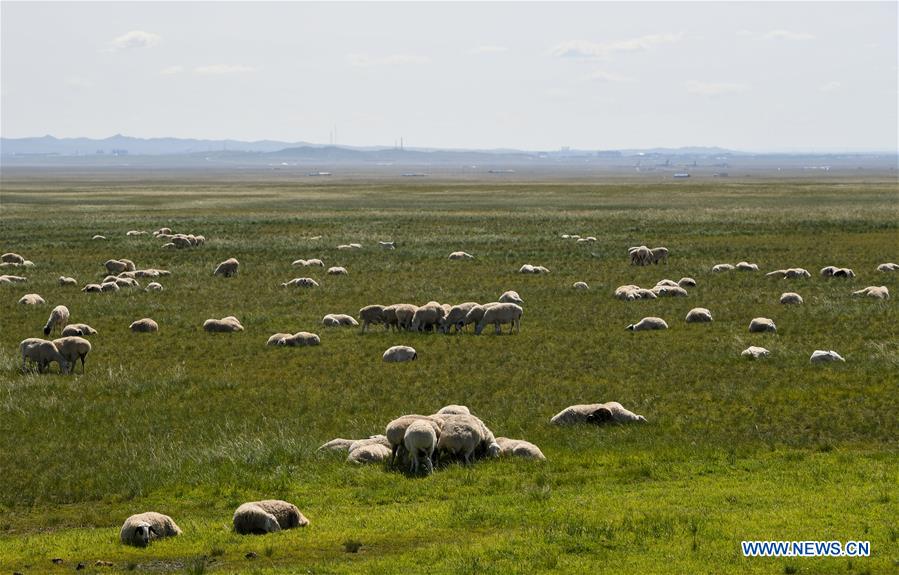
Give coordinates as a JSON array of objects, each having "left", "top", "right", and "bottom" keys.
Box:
[
  {"left": 203, "top": 317, "right": 244, "bottom": 332},
  {"left": 213, "top": 258, "right": 240, "bottom": 277},
  {"left": 780, "top": 292, "right": 804, "bottom": 305},
  {"left": 52, "top": 336, "right": 92, "bottom": 374},
  {"left": 649, "top": 247, "right": 669, "bottom": 265},
  {"left": 748, "top": 317, "right": 777, "bottom": 333},
  {"left": 384, "top": 303, "right": 417, "bottom": 331},
  {"left": 712, "top": 263, "right": 734, "bottom": 273},
  {"left": 498, "top": 291, "right": 523, "bottom": 305},
  {"left": 573, "top": 281, "right": 589, "bottom": 290},
  {"left": 851, "top": 286, "right": 890, "bottom": 300},
  {"left": 104, "top": 259, "right": 128, "bottom": 274},
  {"left": 435, "top": 404, "right": 471, "bottom": 416},
  {"left": 684, "top": 307, "right": 713, "bottom": 323},
  {"left": 628, "top": 246, "right": 651, "bottom": 266},
  {"left": 279, "top": 332, "right": 320, "bottom": 347},
  {"left": 282, "top": 277, "right": 319, "bottom": 288},
  {"left": 440, "top": 302, "right": 480, "bottom": 333},
  {"left": 266, "top": 333, "right": 292, "bottom": 346},
  {"left": 435, "top": 414, "right": 500, "bottom": 464},
  {"left": 518, "top": 264, "right": 535, "bottom": 274},
  {"left": 411, "top": 301, "right": 446, "bottom": 332},
  {"left": 347, "top": 443, "right": 392, "bottom": 464},
  {"left": 233, "top": 500, "right": 309, "bottom": 535},
  {"left": 61, "top": 323, "right": 97, "bottom": 337},
  {"left": 115, "top": 277, "right": 140, "bottom": 289},
  {"left": 359, "top": 304, "right": 387, "bottom": 333},
  {"left": 19, "top": 338, "right": 69, "bottom": 373},
  {"left": 626, "top": 317, "right": 668, "bottom": 332},
  {"left": 81, "top": 283, "right": 102, "bottom": 293},
  {"left": 43, "top": 305, "right": 70, "bottom": 336},
  {"left": 652, "top": 285, "right": 689, "bottom": 297},
  {"left": 58, "top": 276, "right": 77, "bottom": 287},
  {"left": 0, "top": 274, "right": 27, "bottom": 283},
  {"left": 100, "top": 281, "right": 120, "bottom": 292},
  {"left": 92, "top": 235, "right": 106, "bottom": 240},
  {"left": 463, "top": 302, "right": 502, "bottom": 328},
  {"left": 130, "top": 318, "right": 159, "bottom": 333},
  {"left": 145, "top": 282, "right": 164, "bottom": 292},
  {"left": 385, "top": 415, "right": 442, "bottom": 464},
  {"left": 735, "top": 261, "right": 759, "bottom": 271},
  {"left": 784, "top": 268, "right": 811, "bottom": 279},
  {"left": 810, "top": 350, "right": 845, "bottom": 364},
  {"left": 475, "top": 302, "right": 522, "bottom": 335},
  {"left": 766, "top": 269, "right": 787, "bottom": 278},
  {"left": 18, "top": 293, "right": 45, "bottom": 305},
  {"left": 876, "top": 262, "right": 899, "bottom": 272},
  {"left": 495, "top": 437, "right": 546, "bottom": 461},
  {"left": 448, "top": 251, "right": 474, "bottom": 260},
  {"left": 379, "top": 241, "right": 396, "bottom": 250},
  {"left": 161, "top": 243, "right": 176, "bottom": 249},
  {"left": 120, "top": 512, "right": 182, "bottom": 547},
  {"left": 820, "top": 266, "right": 838, "bottom": 278},
  {"left": 678, "top": 277, "right": 697, "bottom": 287},
  {"left": 383, "top": 345, "right": 417, "bottom": 362},
  {"left": 327, "top": 266, "right": 348, "bottom": 275},
  {"left": 831, "top": 267, "right": 855, "bottom": 278},
  {"left": 404, "top": 420, "right": 438, "bottom": 475},
  {"left": 322, "top": 313, "right": 359, "bottom": 327},
  {"left": 741, "top": 346, "right": 770, "bottom": 359},
  {"left": 550, "top": 402, "right": 646, "bottom": 425},
  {"left": 1, "top": 253, "right": 25, "bottom": 264}
]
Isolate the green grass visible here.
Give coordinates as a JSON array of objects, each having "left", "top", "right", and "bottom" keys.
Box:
[{"left": 1, "top": 177, "right": 897, "bottom": 573}]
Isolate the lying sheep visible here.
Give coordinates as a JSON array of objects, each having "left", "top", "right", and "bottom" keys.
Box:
[
  {"left": 322, "top": 313, "right": 359, "bottom": 327},
  {"left": 53, "top": 336, "right": 91, "bottom": 374},
  {"left": 652, "top": 285, "right": 688, "bottom": 297},
  {"left": 130, "top": 318, "right": 159, "bottom": 333},
  {"left": 1, "top": 253, "right": 25, "bottom": 264},
  {"left": 820, "top": 266, "right": 837, "bottom": 278},
  {"left": 735, "top": 261, "right": 759, "bottom": 271},
  {"left": 92, "top": 235, "right": 106, "bottom": 240},
  {"left": 213, "top": 258, "right": 240, "bottom": 277},
  {"left": 19, "top": 338, "right": 68, "bottom": 373},
  {"left": 780, "top": 292, "right": 804, "bottom": 305},
  {"left": 711, "top": 263, "right": 734, "bottom": 273},
  {"left": 266, "top": 333, "right": 293, "bottom": 346},
  {"left": 0, "top": 274, "right": 27, "bottom": 284},
  {"left": 498, "top": 290, "right": 523, "bottom": 305},
  {"left": 614, "top": 285, "right": 657, "bottom": 301},
  {"left": 379, "top": 241, "right": 396, "bottom": 250},
  {"left": 385, "top": 415, "right": 442, "bottom": 465},
  {"left": 115, "top": 277, "right": 140, "bottom": 289},
  {"left": 279, "top": 332, "right": 320, "bottom": 347},
  {"left": 440, "top": 302, "right": 480, "bottom": 333},
  {"left": 292, "top": 258, "right": 325, "bottom": 267},
  {"left": 347, "top": 443, "right": 392, "bottom": 464},
  {"left": 404, "top": 420, "right": 438, "bottom": 475},
  {"left": 233, "top": 500, "right": 309, "bottom": 535},
  {"left": 43, "top": 305, "right": 70, "bottom": 335},
  {"left": 519, "top": 264, "right": 549, "bottom": 274},
  {"left": 383, "top": 345, "right": 417, "bottom": 362},
  {"left": 153, "top": 227, "right": 173, "bottom": 236},
  {"left": 104, "top": 259, "right": 129, "bottom": 274},
  {"left": 145, "top": 282, "right": 164, "bottom": 291},
  {"left": 100, "top": 281, "right": 120, "bottom": 292},
  {"left": 120, "top": 512, "right": 182, "bottom": 547},
  {"left": 748, "top": 317, "right": 777, "bottom": 333},
  {"left": 626, "top": 317, "right": 668, "bottom": 331},
  {"left": 359, "top": 305, "right": 386, "bottom": 333},
  {"left": 318, "top": 438, "right": 354, "bottom": 452},
  {"left": 678, "top": 277, "right": 697, "bottom": 287},
  {"left": 18, "top": 293, "right": 45, "bottom": 305},
  {"left": 435, "top": 404, "right": 470, "bottom": 416},
  {"left": 448, "top": 251, "right": 474, "bottom": 260},
  {"left": 851, "top": 286, "right": 890, "bottom": 300},
  {"left": 685, "top": 307, "right": 712, "bottom": 323},
  {"left": 126, "top": 230, "right": 147, "bottom": 236},
  {"left": 831, "top": 267, "right": 855, "bottom": 278},
  {"left": 81, "top": 284, "right": 102, "bottom": 293},
  {"left": 573, "top": 281, "right": 589, "bottom": 290},
  {"left": 435, "top": 414, "right": 499, "bottom": 464},
  {"left": 741, "top": 346, "right": 770, "bottom": 359},
  {"left": 495, "top": 437, "right": 546, "bottom": 461},
  {"left": 62, "top": 323, "right": 98, "bottom": 337},
  {"left": 876, "top": 262, "right": 899, "bottom": 272},
  {"left": 282, "top": 277, "right": 319, "bottom": 288},
  {"left": 784, "top": 268, "right": 811, "bottom": 279},
  {"left": 327, "top": 266, "right": 348, "bottom": 275},
  {"left": 810, "top": 350, "right": 845, "bottom": 364},
  {"left": 203, "top": 317, "right": 244, "bottom": 332},
  {"left": 58, "top": 276, "right": 77, "bottom": 287},
  {"left": 550, "top": 402, "right": 646, "bottom": 425},
  {"left": 655, "top": 279, "right": 679, "bottom": 288},
  {"left": 475, "top": 302, "right": 522, "bottom": 335},
  {"left": 411, "top": 301, "right": 445, "bottom": 332}
]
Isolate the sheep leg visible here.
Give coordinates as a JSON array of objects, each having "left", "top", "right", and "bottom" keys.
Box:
[
  {"left": 80, "top": 354, "right": 87, "bottom": 373},
  {"left": 360, "top": 321, "right": 368, "bottom": 334},
  {"left": 390, "top": 444, "right": 399, "bottom": 465},
  {"left": 494, "top": 321, "right": 501, "bottom": 335}
]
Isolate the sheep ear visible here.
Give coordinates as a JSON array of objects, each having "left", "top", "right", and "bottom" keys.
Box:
[{"left": 149, "top": 526, "right": 158, "bottom": 535}]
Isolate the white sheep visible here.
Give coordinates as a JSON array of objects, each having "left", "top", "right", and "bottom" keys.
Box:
[
  {"left": 52, "top": 336, "right": 91, "bottom": 374},
  {"left": 327, "top": 266, "right": 348, "bottom": 275},
  {"left": 81, "top": 284, "right": 102, "bottom": 293},
  {"left": 735, "top": 261, "right": 759, "bottom": 271},
  {"left": 347, "top": 443, "right": 392, "bottom": 464},
  {"left": 876, "top": 262, "right": 899, "bottom": 272},
  {"left": 404, "top": 420, "right": 438, "bottom": 475},
  {"left": 19, "top": 338, "right": 69, "bottom": 373},
  {"left": 448, "top": 251, "right": 474, "bottom": 260},
  {"left": 282, "top": 277, "right": 319, "bottom": 288},
  {"left": 626, "top": 317, "right": 668, "bottom": 331},
  {"left": 18, "top": 293, "right": 45, "bottom": 305},
  {"left": 279, "top": 332, "right": 320, "bottom": 347},
  {"left": 115, "top": 277, "right": 140, "bottom": 289},
  {"left": 379, "top": 241, "right": 396, "bottom": 250},
  {"left": 655, "top": 279, "right": 679, "bottom": 288},
  {"left": 411, "top": 302, "right": 445, "bottom": 332},
  {"left": 498, "top": 290, "right": 523, "bottom": 305},
  {"left": 120, "top": 512, "right": 182, "bottom": 547},
  {"left": 359, "top": 304, "right": 387, "bottom": 333},
  {"left": 628, "top": 246, "right": 651, "bottom": 266},
  {"left": 92, "top": 235, "right": 106, "bottom": 240},
  {"left": 784, "top": 268, "right": 811, "bottom": 279},
  {"left": 43, "top": 305, "right": 70, "bottom": 335},
  {"left": 475, "top": 302, "right": 522, "bottom": 335},
  {"left": 435, "top": 414, "right": 500, "bottom": 464},
  {"left": 203, "top": 317, "right": 244, "bottom": 332},
  {"left": 318, "top": 438, "right": 355, "bottom": 452},
  {"left": 1, "top": 253, "right": 25, "bottom": 264},
  {"left": 130, "top": 318, "right": 159, "bottom": 333},
  {"left": 153, "top": 227, "right": 173, "bottom": 236},
  {"left": 711, "top": 263, "right": 734, "bottom": 273},
  {"left": 126, "top": 230, "right": 147, "bottom": 236},
  {"left": 550, "top": 402, "right": 646, "bottom": 425},
  {"left": 435, "top": 404, "right": 471, "bottom": 416},
  {"left": 780, "top": 292, "right": 804, "bottom": 305},
  {"left": 100, "top": 282, "right": 120, "bottom": 292},
  {"left": 810, "top": 350, "right": 845, "bottom": 364},
  {"left": 573, "top": 281, "right": 589, "bottom": 290},
  {"left": 266, "top": 333, "right": 293, "bottom": 346},
  {"left": 748, "top": 317, "right": 777, "bottom": 333},
  {"left": 104, "top": 259, "right": 128, "bottom": 274},
  {"left": 0, "top": 274, "right": 27, "bottom": 283},
  {"left": 518, "top": 264, "right": 535, "bottom": 274},
  {"left": 322, "top": 313, "right": 359, "bottom": 327},
  {"left": 384, "top": 303, "right": 417, "bottom": 331},
  {"left": 741, "top": 346, "right": 770, "bottom": 359},
  {"left": 678, "top": 277, "right": 697, "bottom": 287},
  {"left": 213, "top": 258, "right": 240, "bottom": 277},
  {"left": 684, "top": 307, "right": 713, "bottom": 323},
  {"left": 385, "top": 415, "right": 442, "bottom": 464},
  {"left": 439, "top": 302, "right": 480, "bottom": 333},
  {"left": 649, "top": 247, "right": 669, "bottom": 265},
  {"left": 61, "top": 323, "right": 97, "bottom": 337},
  {"left": 820, "top": 266, "right": 837, "bottom": 278},
  {"left": 652, "top": 285, "right": 689, "bottom": 297},
  {"left": 463, "top": 302, "right": 501, "bottom": 328},
  {"left": 851, "top": 286, "right": 890, "bottom": 300},
  {"left": 233, "top": 500, "right": 309, "bottom": 535},
  {"left": 58, "top": 276, "right": 77, "bottom": 287},
  {"left": 145, "top": 282, "right": 164, "bottom": 292},
  {"left": 383, "top": 345, "right": 417, "bottom": 362},
  {"left": 495, "top": 437, "right": 546, "bottom": 461}
]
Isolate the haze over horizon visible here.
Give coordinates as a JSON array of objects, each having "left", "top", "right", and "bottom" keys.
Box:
[{"left": 2, "top": 2, "right": 897, "bottom": 153}]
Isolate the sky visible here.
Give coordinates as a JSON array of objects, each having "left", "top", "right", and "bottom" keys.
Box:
[{"left": 1, "top": 1, "right": 897, "bottom": 152}]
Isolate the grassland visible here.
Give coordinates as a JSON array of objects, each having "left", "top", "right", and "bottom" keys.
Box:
[{"left": 0, "top": 175, "right": 897, "bottom": 574}]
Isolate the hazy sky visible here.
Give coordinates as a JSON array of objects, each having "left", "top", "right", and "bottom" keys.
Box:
[{"left": 2, "top": 1, "right": 896, "bottom": 151}]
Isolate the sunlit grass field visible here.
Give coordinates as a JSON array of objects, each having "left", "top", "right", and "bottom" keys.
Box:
[{"left": 1, "top": 176, "right": 897, "bottom": 574}]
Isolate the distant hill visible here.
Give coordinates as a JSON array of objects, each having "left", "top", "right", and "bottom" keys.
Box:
[{"left": 0, "top": 134, "right": 311, "bottom": 156}]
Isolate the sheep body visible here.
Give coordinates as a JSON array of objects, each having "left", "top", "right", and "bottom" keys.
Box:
[
  {"left": 780, "top": 292, "right": 804, "bottom": 304},
  {"left": 495, "top": 437, "right": 546, "bottom": 461},
  {"left": 475, "top": 303, "right": 522, "bottom": 335},
  {"left": 626, "top": 317, "right": 668, "bottom": 331},
  {"left": 61, "top": 323, "right": 97, "bottom": 337},
  {"left": 735, "top": 261, "right": 759, "bottom": 271},
  {"left": 82, "top": 284, "right": 102, "bottom": 293},
  {"left": 282, "top": 277, "right": 319, "bottom": 288},
  {"left": 233, "top": 500, "right": 308, "bottom": 534},
  {"left": 448, "top": 251, "right": 474, "bottom": 260},
  {"left": 322, "top": 313, "right": 359, "bottom": 327},
  {"left": 43, "top": 305, "right": 70, "bottom": 336},
  {"left": 411, "top": 302, "right": 445, "bottom": 332},
  {"left": 19, "top": 338, "right": 68, "bottom": 373},
  {"left": 327, "top": 266, "right": 348, "bottom": 275},
  {"left": 678, "top": 277, "right": 697, "bottom": 287},
  {"left": 649, "top": 247, "right": 669, "bottom": 265},
  {"left": 120, "top": 512, "right": 182, "bottom": 547},
  {"left": 383, "top": 345, "right": 417, "bottom": 362},
  {"left": 435, "top": 414, "right": 499, "bottom": 463},
  {"left": 440, "top": 302, "right": 480, "bottom": 333},
  {"left": 52, "top": 336, "right": 91, "bottom": 373},
  {"left": 347, "top": 443, "right": 392, "bottom": 464},
  {"left": 379, "top": 241, "right": 396, "bottom": 250},
  {"left": 876, "top": 262, "right": 898, "bottom": 272},
  {"left": 1, "top": 253, "right": 25, "bottom": 264},
  {"left": 852, "top": 286, "right": 890, "bottom": 300},
  {"left": 749, "top": 317, "right": 777, "bottom": 333},
  {"left": 712, "top": 263, "right": 734, "bottom": 272},
  {"left": 384, "top": 303, "right": 417, "bottom": 331},
  {"left": 145, "top": 282, "right": 164, "bottom": 291},
  {"left": 573, "top": 281, "right": 589, "bottom": 290},
  {"left": 359, "top": 305, "right": 387, "bottom": 332},
  {"left": 684, "top": 307, "right": 712, "bottom": 323},
  {"left": 213, "top": 258, "right": 240, "bottom": 277},
  {"left": 550, "top": 402, "right": 646, "bottom": 425},
  {"left": 58, "top": 276, "right": 77, "bottom": 287},
  {"left": 385, "top": 415, "right": 441, "bottom": 464},
  {"left": 18, "top": 293, "right": 45, "bottom": 305},
  {"left": 280, "top": 332, "right": 320, "bottom": 346},
  {"left": 435, "top": 404, "right": 470, "bottom": 416},
  {"left": 130, "top": 318, "right": 159, "bottom": 333},
  {"left": 266, "top": 333, "right": 293, "bottom": 346},
  {"left": 810, "top": 350, "right": 845, "bottom": 364},
  {"left": 741, "top": 346, "right": 770, "bottom": 359},
  {"left": 203, "top": 317, "right": 244, "bottom": 332},
  {"left": 404, "top": 420, "right": 438, "bottom": 474}
]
